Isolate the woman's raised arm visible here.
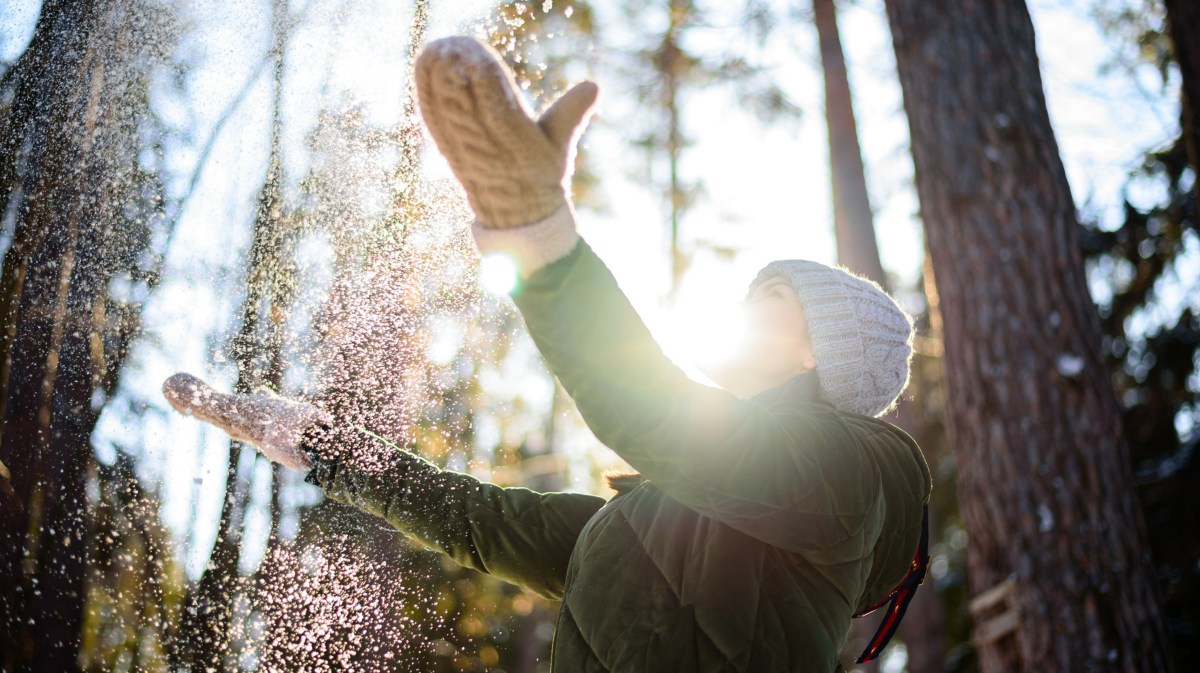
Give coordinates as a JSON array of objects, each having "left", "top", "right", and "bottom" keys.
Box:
[{"left": 414, "top": 35, "right": 894, "bottom": 554}]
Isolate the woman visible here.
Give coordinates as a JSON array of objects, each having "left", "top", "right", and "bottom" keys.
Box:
[{"left": 163, "top": 36, "right": 932, "bottom": 673}]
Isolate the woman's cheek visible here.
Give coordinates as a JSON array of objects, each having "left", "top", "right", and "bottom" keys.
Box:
[
  {"left": 749, "top": 304, "right": 788, "bottom": 333},
  {"left": 742, "top": 327, "right": 789, "bottom": 363}
]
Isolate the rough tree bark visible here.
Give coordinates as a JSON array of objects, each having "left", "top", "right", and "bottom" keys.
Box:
[{"left": 882, "top": 1, "right": 1175, "bottom": 671}]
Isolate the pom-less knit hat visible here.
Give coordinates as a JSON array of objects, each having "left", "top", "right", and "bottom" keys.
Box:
[{"left": 747, "top": 260, "right": 916, "bottom": 417}]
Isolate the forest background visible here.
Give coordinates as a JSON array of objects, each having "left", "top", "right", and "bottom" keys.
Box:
[{"left": 0, "top": 0, "right": 1196, "bottom": 671}]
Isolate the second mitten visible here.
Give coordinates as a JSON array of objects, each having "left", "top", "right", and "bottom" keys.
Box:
[{"left": 162, "top": 373, "right": 329, "bottom": 471}]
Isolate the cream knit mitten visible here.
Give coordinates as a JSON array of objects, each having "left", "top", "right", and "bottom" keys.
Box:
[
  {"left": 161, "top": 373, "right": 330, "bottom": 471},
  {"left": 415, "top": 36, "right": 600, "bottom": 276}
]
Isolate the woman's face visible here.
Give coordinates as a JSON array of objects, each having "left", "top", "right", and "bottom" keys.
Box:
[
  {"left": 699, "top": 275, "right": 817, "bottom": 396},
  {"left": 743, "top": 275, "right": 817, "bottom": 372}
]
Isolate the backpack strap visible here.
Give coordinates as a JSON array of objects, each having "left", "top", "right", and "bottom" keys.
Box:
[{"left": 852, "top": 503, "right": 931, "bottom": 664}]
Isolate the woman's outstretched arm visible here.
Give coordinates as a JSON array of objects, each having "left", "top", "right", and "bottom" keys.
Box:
[
  {"left": 305, "top": 426, "right": 607, "bottom": 601},
  {"left": 159, "top": 373, "right": 605, "bottom": 601}
]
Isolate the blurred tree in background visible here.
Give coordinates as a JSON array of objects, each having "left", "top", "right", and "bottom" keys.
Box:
[
  {"left": 804, "top": 2, "right": 955, "bottom": 670},
  {"left": 174, "top": 0, "right": 299, "bottom": 667},
  {"left": 614, "top": 0, "right": 801, "bottom": 295},
  {"left": 0, "top": 1, "right": 185, "bottom": 670}
]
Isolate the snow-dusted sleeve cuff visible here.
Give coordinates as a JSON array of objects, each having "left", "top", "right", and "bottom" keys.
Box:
[{"left": 470, "top": 200, "right": 581, "bottom": 279}]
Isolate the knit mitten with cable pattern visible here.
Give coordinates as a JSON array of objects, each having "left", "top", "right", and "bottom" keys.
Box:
[{"left": 414, "top": 36, "right": 599, "bottom": 231}]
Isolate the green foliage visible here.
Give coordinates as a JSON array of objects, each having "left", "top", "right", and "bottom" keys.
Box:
[
  {"left": 1092, "top": 0, "right": 1176, "bottom": 85},
  {"left": 81, "top": 455, "right": 186, "bottom": 672},
  {"left": 1080, "top": 2, "right": 1199, "bottom": 659},
  {"left": 1080, "top": 133, "right": 1199, "bottom": 661}
]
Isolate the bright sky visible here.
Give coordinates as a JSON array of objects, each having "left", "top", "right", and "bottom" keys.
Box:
[{"left": 0, "top": 0, "right": 1186, "bottom": 575}]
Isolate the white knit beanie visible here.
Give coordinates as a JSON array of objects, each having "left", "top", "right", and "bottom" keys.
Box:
[{"left": 747, "top": 260, "right": 916, "bottom": 417}]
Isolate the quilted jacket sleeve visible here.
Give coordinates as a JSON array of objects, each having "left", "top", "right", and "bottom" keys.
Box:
[
  {"left": 305, "top": 436, "right": 607, "bottom": 601},
  {"left": 508, "top": 237, "right": 883, "bottom": 554}
]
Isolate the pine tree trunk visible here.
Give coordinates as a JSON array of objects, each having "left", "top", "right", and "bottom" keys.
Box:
[
  {"left": 0, "top": 2, "right": 128, "bottom": 669},
  {"left": 882, "top": 2, "right": 1175, "bottom": 671},
  {"left": 813, "top": 0, "right": 885, "bottom": 288},
  {"left": 176, "top": 1, "right": 294, "bottom": 668},
  {"left": 899, "top": 250, "right": 953, "bottom": 672},
  {"left": 664, "top": 0, "right": 687, "bottom": 296},
  {"left": 812, "top": 2, "right": 946, "bottom": 669}
]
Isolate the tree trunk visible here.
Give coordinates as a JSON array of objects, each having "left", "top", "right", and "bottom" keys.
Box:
[
  {"left": 811, "top": 2, "right": 945, "bottom": 669},
  {"left": 898, "top": 249, "right": 954, "bottom": 672},
  {"left": 812, "top": 0, "right": 886, "bottom": 287},
  {"left": 0, "top": 1, "right": 170, "bottom": 669},
  {"left": 882, "top": 1, "right": 1175, "bottom": 671},
  {"left": 664, "top": 0, "right": 687, "bottom": 296},
  {"left": 176, "top": 1, "right": 295, "bottom": 669}
]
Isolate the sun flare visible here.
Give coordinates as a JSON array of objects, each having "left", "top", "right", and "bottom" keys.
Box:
[
  {"left": 652, "top": 292, "right": 749, "bottom": 384},
  {"left": 479, "top": 252, "right": 519, "bottom": 296}
]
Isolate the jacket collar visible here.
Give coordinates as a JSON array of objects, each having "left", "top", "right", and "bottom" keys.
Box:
[
  {"left": 609, "top": 371, "right": 826, "bottom": 498},
  {"left": 750, "top": 369, "right": 823, "bottom": 407}
]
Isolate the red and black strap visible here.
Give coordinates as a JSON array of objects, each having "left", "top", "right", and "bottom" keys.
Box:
[{"left": 852, "top": 504, "right": 930, "bottom": 664}]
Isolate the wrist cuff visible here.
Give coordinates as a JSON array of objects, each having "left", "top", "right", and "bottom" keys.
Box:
[{"left": 470, "top": 201, "right": 581, "bottom": 279}]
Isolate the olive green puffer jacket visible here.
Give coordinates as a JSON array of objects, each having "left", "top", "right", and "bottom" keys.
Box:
[{"left": 305, "top": 238, "right": 933, "bottom": 672}]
